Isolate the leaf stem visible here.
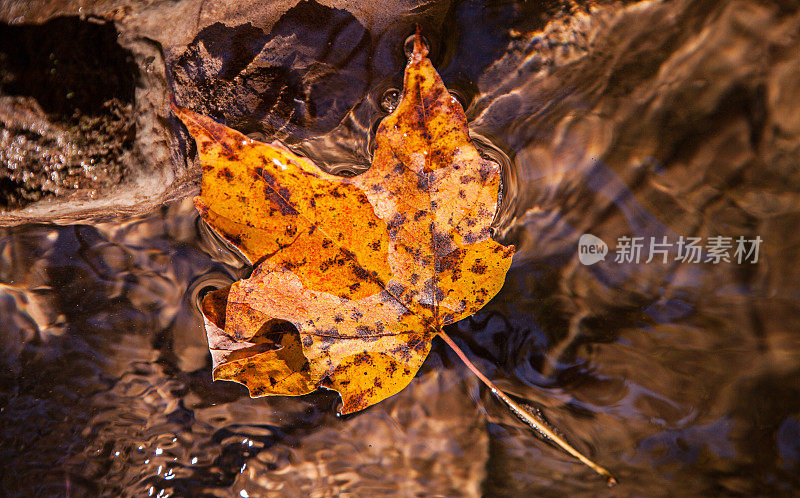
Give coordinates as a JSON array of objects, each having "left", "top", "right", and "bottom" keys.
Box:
[{"left": 438, "top": 331, "right": 617, "bottom": 486}]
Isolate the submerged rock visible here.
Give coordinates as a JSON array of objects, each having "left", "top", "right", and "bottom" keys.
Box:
[
  {"left": 0, "top": 17, "right": 134, "bottom": 212},
  {"left": 0, "top": 8, "right": 186, "bottom": 224}
]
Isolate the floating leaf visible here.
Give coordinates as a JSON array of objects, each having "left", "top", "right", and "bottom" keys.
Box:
[
  {"left": 175, "top": 33, "right": 513, "bottom": 414},
  {"left": 175, "top": 31, "right": 615, "bottom": 484}
]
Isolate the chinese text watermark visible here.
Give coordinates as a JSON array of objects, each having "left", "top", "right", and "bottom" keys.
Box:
[{"left": 579, "top": 234, "right": 762, "bottom": 266}]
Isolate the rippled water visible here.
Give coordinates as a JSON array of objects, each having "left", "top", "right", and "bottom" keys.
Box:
[{"left": 3, "top": 0, "right": 800, "bottom": 495}]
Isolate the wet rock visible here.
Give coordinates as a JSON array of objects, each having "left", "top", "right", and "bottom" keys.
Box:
[
  {"left": 0, "top": 8, "right": 185, "bottom": 224},
  {"left": 0, "top": 17, "right": 136, "bottom": 210}
]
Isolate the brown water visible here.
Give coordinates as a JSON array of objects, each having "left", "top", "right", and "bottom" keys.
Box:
[{"left": 2, "top": 0, "right": 800, "bottom": 495}]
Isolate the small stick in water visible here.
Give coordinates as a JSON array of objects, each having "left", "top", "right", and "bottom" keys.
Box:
[{"left": 438, "top": 331, "right": 617, "bottom": 486}]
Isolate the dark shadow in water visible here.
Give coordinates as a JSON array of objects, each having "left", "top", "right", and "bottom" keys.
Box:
[
  {"left": 170, "top": 0, "right": 372, "bottom": 141},
  {"left": 0, "top": 17, "right": 137, "bottom": 118}
]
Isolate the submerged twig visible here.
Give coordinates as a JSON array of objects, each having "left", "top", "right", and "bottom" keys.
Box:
[{"left": 438, "top": 331, "right": 617, "bottom": 486}]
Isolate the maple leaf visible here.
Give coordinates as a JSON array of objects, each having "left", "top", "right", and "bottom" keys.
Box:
[
  {"left": 174, "top": 32, "right": 615, "bottom": 483},
  {"left": 175, "top": 33, "right": 514, "bottom": 413}
]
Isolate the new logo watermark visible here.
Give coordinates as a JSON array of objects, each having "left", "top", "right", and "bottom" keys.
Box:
[
  {"left": 578, "top": 234, "right": 608, "bottom": 265},
  {"left": 578, "top": 234, "right": 762, "bottom": 266}
]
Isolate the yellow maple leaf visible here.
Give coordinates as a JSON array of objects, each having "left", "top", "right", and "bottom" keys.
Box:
[
  {"left": 175, "top": 33, "right": 513, "bottom": 413},
  {"left": 174, "top": 32, "right": 614, "bottom": 484}
]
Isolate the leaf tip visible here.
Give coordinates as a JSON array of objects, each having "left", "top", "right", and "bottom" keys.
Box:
[
  {"left": 170, "top": 98, "right": 193, "bottom": 128},
  {"left": 170, "top": 96, "right": 191, "bottom": 125},
  {"left": 411, "top": 25, "right": 429, "bottom": 61}
]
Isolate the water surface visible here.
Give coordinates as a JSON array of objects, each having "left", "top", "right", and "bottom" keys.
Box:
[{"left": 2, "top": 0, "right": 800, "bottom": 495}]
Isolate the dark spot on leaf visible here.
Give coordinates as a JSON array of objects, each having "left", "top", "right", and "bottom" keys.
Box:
[
  {"left": 355, "top": 325, "right": 378, "bottom": 342},
  {"left": 352, "top": 351, "right": 371, "bottom": 365},
  {"left": 389, "top": 344, "right": 412, "bottom": 362},
  {"left": 263, "top": 183, "right": 298, "bottom": 215},
  {"left": 416, "top": 172, "right": 431, "bottom": 190},
  {"left": 407, "top": 335, "right": 426, "bottom": 352},
  {"left": 218, "top": 148, "right": 239, "bottom": 162},
  {"left": 319, "top": 331, "right": 337, "bottom": 351},
  {"left": 257, "top": 163, "right": 277, "bottom": 186},
  {"left": 387, "top": 282, "right": 407, "bottom": 297},
  {"left": 433, "top": 230, "right": 453, "bottom": 256},
  {"left": 388, "top": 212, "right": 407, "bottom": 230},
  {"left": 470, "top": 260, "right": 488, "bottom": 275},
  {"left": 479, "top": 161, "right": 494, "bottom": 181},
  {"left": 351, "top": 265, "right": 370, "bottom": 281},
  {"left": 219, "top": 167, "right": 234, "bottom": 180},
  {"left": 438, "top": 247, "right": 463, "bottom": 274}
]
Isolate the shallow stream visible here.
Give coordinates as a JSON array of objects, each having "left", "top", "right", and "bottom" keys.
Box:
[{"left": 2, "top": 0, "right": 800, "bottom": 495}]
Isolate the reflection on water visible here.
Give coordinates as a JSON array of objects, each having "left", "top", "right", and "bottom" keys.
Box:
[{"left": 2, "top": 0, "right": 800, "bottom": 495}]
